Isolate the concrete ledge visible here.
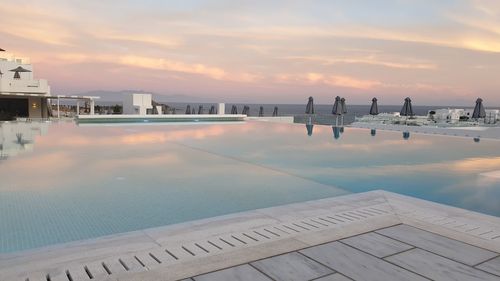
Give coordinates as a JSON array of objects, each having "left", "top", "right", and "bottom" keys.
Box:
[{"left": 76, "top": 114, "right": 246, "bottom": 124}]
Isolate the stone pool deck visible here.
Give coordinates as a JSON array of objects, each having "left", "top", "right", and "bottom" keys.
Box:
[{"left": 1, "top": 190, "right": 499, "bottom": 281}]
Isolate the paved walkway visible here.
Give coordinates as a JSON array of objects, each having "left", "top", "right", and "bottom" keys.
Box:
[{"left": 188, "top": 224, "right": 500, "bottom": 281}]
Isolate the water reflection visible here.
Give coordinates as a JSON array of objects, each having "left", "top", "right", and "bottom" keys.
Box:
[
  {"left": 0, "top": 121, "right": 348, "bottom": 253},
  {"left": 403, "top": 131, "right": 411, "bottom": 140},
  {"left": 179, "top": 122, "right": 500, "bottom": 217},
  {"left": 332, "top": 126, "right": 341, "bottom": 140},
  {"left": 0, "top": 121, "right": 49, "bottom": 159},
  {"left": 306, "top": 124, "right": 314, "bottom": 136}
]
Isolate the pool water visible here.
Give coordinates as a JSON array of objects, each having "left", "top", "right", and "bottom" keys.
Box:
[{"left": 0, "top": 121, "right": 499, "bottom": 253}]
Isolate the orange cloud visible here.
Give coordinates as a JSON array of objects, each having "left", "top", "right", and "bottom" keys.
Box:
[
  {"left": 276, "top": 73, "right": 383, "bottom": 90},
  {"left": 282, "top": 56, "right": 438, "bottom": 70}
]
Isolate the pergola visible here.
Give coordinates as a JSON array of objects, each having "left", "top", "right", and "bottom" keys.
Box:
[{"left": 46, "top": 95, "right": 100, "bottom": 118}]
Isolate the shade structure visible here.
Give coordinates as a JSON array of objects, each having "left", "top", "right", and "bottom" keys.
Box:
[
  {"left": 185, "top": 105, "right": 191, "bottom": 114},
  {"left": 332, "top": 96, "right": 341, "bottom": 115},
  {"left": 10, "top": 66, "right": 31, "bottom": 72},
  {"left": 400, "top": 97, "right": 414, "bottom": 117},
  {"left": 306, "top": 124, "right": 314, "bottom": 136},
  {"left": 242, "top": 105, "right": 250, "bottom": 115},
  {"left": 472, "top": 98, "right": 486, "bottom": 119},
  {"left": 209, "top": 105, "right": 215, "bottom": 114},
  {"left": 198, "top": 105, "right": 204, "bottom": 114},
  {"left": 370, "top": 98, "right": 379, "bottom": 115},
  {"left": 10, "top": 66, "right": 31, "bottom": 79},
  {"left": 340, "top": 98, "right": 347, "bottom": 114},
  {"left": 258, "top": 106, "right": 264, "bottom": 117},
  {"left": 332, "top": 126, "right": 341, "bottom": 140},
  {"left": 305, "top": 96, "right": 314, "bottom": 114},
  {"left": 231, "top": 105, "right": 238, "bottom": 114},
  {"left": 272, "top": 106, "right": 278, "bottom": 117}
]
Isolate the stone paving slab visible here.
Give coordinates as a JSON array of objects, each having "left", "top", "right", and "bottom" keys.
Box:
[
  {"left": 300, "top": 242, "right": 427, "bottom": 281},
  {"left": 376, "top": 224, "right": 498, "bottom": 266},
  {"left": 193, "top": 264, "right": 271, "bottom": 281},
  {"left": 476, "top": 256, "right": 500, "bottom": 276},
  {"left": 340, "top": 232, "right": 413, "bottom": 258},
  {"left": 386, "top": 248, "right": 500, "bottom": 281},
  {"left": 313, "top": 273, "right": 353, "bottom": 281},
  {"left": 251, "top": 252, "right": 333, "bottom": 281}
]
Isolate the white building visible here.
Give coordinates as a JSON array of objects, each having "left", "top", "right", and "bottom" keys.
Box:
[
  {"left": 123, "top": 93, "right": 153, "bottom": 115},
  {"left": 0, "top": 48, "right": 101, "bottom": 120},
  {"left": 0, "top": 49, "right": 51, "bottom": 119},
  {"left": 428, "top": 108, "right": 465, "bottom": 123}
]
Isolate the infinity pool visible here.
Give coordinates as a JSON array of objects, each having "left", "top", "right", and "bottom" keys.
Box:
[{"left": 0, "top": 121, "right": 499, "bottom": 253}]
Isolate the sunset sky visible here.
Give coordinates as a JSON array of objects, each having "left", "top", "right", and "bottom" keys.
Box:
[{"left": 1, "top": 0, "right": 500, "bottom": 105}]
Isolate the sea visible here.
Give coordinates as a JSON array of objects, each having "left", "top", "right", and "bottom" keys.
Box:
[{"left": 167, "top": 103, "right": 439, "bottom": 125}]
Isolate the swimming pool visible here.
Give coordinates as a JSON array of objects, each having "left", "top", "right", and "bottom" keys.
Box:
[{"left": 0, "top": 121, "right": 499, "bottom": 253}]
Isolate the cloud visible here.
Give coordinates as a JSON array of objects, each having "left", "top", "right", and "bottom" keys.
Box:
[
  {"left": 118, "top": 55, "right": 227, "bottom": 80},
  {"left": 281, "top": 55, "right": 438, "bottom": 70},
  {"left": 276, "top": 73, "right": 383, "bottom": 90},
  {"left": 2, "top": 0, "right": 500, "bottom": 104}
]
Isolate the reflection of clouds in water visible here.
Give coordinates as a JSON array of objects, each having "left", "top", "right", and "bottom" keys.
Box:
[
  {"left": 296, "top": 157, "right": 500, "bottom": 179},
  {"left": 451, "top": 157, "right": 500, "bottom": 173},
  {"left": 2, "top": 121, "right": 500, "bottom": 215},
  {"left": 36, "top": 122, "right": 251, "bottom": 148},
  {"left": 0, "top": 152, "right": 77, "bottom": 190},
  {"left": 438, "top": 176, "right": 500, "bottom": 215},
  {"left": 278, "top": 138, "right": 433, "bottom": 153}
]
